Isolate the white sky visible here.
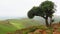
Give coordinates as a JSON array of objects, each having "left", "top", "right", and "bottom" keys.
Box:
[{"left": 0, "top": 0, "right": 60, "bottom": 19}]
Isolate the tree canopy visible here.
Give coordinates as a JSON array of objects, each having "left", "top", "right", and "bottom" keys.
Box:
[{"left": 27, "top": 0, "right": 56, "bottom": 27}]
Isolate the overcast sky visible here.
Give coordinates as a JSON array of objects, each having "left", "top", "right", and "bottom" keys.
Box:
[{"left": 0, "top": 0, "right": 59, "bottom": 19}]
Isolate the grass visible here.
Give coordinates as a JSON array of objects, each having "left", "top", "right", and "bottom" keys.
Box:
[
  {"left": 0, "top": 24, "right": 17, "bottom": 34},
  {"left": 15, "top": 25, "right": 53, "bottom": 34},
  {"left": 0, "top": 18, "right": 60, "bottom": 34},
  {"left": 0, "top": 19, "right": 42, "bottom": 34}
]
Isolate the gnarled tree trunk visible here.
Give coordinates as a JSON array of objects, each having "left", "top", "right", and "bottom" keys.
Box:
[
  {"left": 50, "top": 17, "right": 52, "bottom": 27},
  {"left": 45, "top": 16, "right": 49, "bottom": 27}
]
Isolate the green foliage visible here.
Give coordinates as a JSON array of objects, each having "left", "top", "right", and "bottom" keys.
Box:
[
  {"left": 27, "top": 8, "right": 35, "bottom": 19},
  {"left": 40, "top": 1, "right": 54, "bottom": 11},
  {"left": 39, "top": 1, "right": 55, "bottom": 17},
  {"left": 27, "top": 6, "right": 45, "bottom": 19},
  {"left": 27, "top": 0, "right": 56, "bottom": 27},
  {"left": 28, "top": 1, "right": 55, "bottom": 19},
  {"left": 28, "top": 6, "right": 45, "bottom": 19}
]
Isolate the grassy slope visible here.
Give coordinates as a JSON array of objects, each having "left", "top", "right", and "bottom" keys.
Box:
[
  {"left": 0, "top": 20, "right": 18, "bottom": 34},
  {"left": 0, "top": 19, "right": 41, "bottom": 34},
  {"left": 9, "top": 19, "right": 42, "bottom": 28}
]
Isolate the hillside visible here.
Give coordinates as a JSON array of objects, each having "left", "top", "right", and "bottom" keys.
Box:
[
  {"left": 0, "top": 18, "right": 43, "bottom": 34},
  {"left": 8, "top": 18, "right": 44, "bottom": 29},
  {"left": 0, "top": 20, "right": 18, "bottom": 34},
  {"left": 0, "top": 16, "right": 60, "bottom": 34}
]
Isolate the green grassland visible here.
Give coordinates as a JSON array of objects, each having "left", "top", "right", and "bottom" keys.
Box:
[
  {"left": 0, "top": 18, "right": 42, "bottom": 34},
  {"left": 0, "top": 20, "right": 17, "bottom": 34}
]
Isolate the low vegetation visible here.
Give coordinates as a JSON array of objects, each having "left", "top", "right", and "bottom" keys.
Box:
[
  {"left": 0, "top": 19, "right": 43, "bottom": 34},
  {"left": 0, "top": 19, "right": 60, "bottom": 34},
  {"left": 6, "top": 21, "right": 60, "bottom": 34}
]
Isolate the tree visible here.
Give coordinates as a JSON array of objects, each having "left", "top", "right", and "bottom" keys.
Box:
[
  {"left": 49, "top": 10, "right": 55, "bottom": 26},
  {"left": 27, "top": 0, "right": 56, "bottom": 27},
  {"left": 39, "top": 1, "right": 56, "bottom": 26},
  {"left": 28, "top": 6, "right": 45, "bottom": 19}
]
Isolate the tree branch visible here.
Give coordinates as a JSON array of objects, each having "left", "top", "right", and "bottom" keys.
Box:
[{"left": 41, "top": 16, "right": 46, "bottom": 19}]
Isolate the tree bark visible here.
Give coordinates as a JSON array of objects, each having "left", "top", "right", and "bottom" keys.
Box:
[
  {"left": 45, "top": 16, "right": 49, "bottom": 27},
  {"left": 50, "top": 17, "right": 52, "bottom": 27}
]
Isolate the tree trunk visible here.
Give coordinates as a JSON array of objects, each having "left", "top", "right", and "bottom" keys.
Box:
[
  {"left": 50, "top": 17, "right": 52, "bottom": 27},
  {"left": 45, "top": 16, "right": 49, "bottom": 27}
]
